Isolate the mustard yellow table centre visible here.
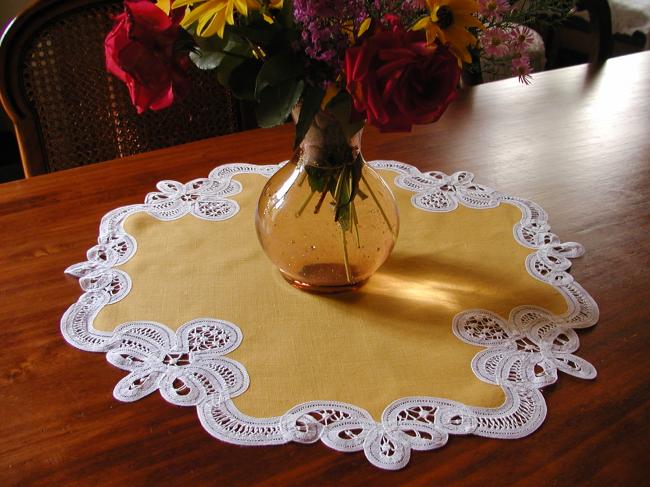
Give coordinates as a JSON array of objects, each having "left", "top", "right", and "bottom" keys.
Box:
[{"left": 61, "top": 161, "right": 598, "bottom": 470}]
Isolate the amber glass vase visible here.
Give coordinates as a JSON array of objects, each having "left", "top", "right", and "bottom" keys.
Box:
[{"left": 255, "top": 109, "right": 400, "bottom": 293}]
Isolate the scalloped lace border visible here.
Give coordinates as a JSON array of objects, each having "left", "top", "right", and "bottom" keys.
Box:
[{"left": 60, "top": 161, "right": 598, "bottom": 470}]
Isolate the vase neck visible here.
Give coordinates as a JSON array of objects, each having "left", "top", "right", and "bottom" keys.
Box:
[{"left": 292, "top": 108, "right": 364, "bottom": 169}]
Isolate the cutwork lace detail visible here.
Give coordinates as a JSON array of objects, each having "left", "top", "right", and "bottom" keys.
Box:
[
  {"left": 386, "top": 165, "right": 501, "bottom": 211},
  {"left": 144, "top": 178, "right": 242, "bottom": 221},
  {"left": 61, "top": 161, "right": 598, "bottom": 470},
  {"left": 107, "top": 319, "right": 249, "bottom": 406}
]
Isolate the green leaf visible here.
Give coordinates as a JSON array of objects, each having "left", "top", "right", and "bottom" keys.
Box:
[
  {"left": 235, "top": 23, "right": 278, "bottom": 45},
  {"left": 188, "top": 30, "right": 254, "bottom": 73},
  {"left": 255, "top": 51, "right": 304, "bottom": 98},
  {"left": 305, "top": 166, "right": 328, "bottom": 193},
  {"left": 214, "top": 54, "right": 245, "bottom": 87},
  {"left": 327, "top": 92, "right": 365, "bottom": 140},
  {"left": 255, "top": 79, "right": 304, "bottom": 128},
  {"left": 193, "top": 31, "right": 228, "bottom": 52},
  {"left": 229, "top": 59, "right": 263, "bottom": 101},
  {"left": 277, "top": 0, "right": 297, "bottom": 28},
  {"left": 175, "top": 27, "right": 197, "bottom": 53},
  {"left": 222, "top": 37, "right": 255, "bottom": 57},
  {"left": 294, "top": 84, "right": 325, "bottom": 149},
  {"left": 190, "top": 49, "right": 226, "bottom": 70}
]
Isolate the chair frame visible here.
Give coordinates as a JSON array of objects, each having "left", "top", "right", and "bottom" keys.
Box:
[
  {"left": 544, "top": 0, "right": 613, "bottom": 69},
  {"left": 0, "top": 0, "right": 117, "bottom": 177},
  {"left": 579, "top": 0, "right": 613, "bottom": 63},
  {"left": 1, "top": 0, "right": 254, "bottom": 178}
]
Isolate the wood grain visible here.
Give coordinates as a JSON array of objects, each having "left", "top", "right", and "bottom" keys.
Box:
[{"left": 1, "top": 52, "right": 649, "bottom": 486}]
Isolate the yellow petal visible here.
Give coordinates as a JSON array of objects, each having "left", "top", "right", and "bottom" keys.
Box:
[
  {"left": 447, "top": 24, "right": 477, "bottom": 46},
  {"left": 203, "top": 9, "right": 227, "bottom": 37},
  {"left": 452, "top": 44, "right": 471, "bottom": 63},
  {"left": 429, "top": 24, "right": 446, "bottom": 44},
  {"left": 155, "top": 0, "right": 171, "bottom": 14},
  {"left": 456, "top": 13, "right": 485, "bottom": 29},
  {"left": 342, "top": 19, "right": 355, "bottom": 43},
  {"left": 226, "top": 1, "right": 235, "bottom": 25},
  {"left": 234, "top": 0, "right": 248, "bottom": 16},
  {"left": 358, "top": 18, "right": 371, "bottom": 37},
  {"left": 411, "top": 16, "right": 430, "bottom": 31},
  {"left": 173, "top": 0, "right": 201, "bottom": 8},
  {"left": 321, "top": 83, "right": 340, "bottom": 110},
  {"left": 262, "top": 12, "right": 274, "bottom": 23},
  {"left": 181, "top": 5, "right": 206, "bottom": 29},
  {"left": 191, "top": 2, "right": 228, "bottom": 36},
  {"left": 180, "top": 0, "right": 218, "bottom": 27}
]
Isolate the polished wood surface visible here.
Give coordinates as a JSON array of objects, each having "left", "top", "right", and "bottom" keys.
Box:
[{"left": 1, "top": 52, "right": 649, "bottom": 486}]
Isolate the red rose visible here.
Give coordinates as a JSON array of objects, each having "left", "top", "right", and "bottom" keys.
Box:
[
  {"left": 344, "top": 24, "right": 460, "bottom": 132},
  {"left": 105, "top": 0, "right": 190, "bottom": 113}
]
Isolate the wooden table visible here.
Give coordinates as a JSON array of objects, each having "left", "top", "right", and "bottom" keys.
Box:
[{"left": 1, "top": 52, "right": 648, "bottom": 486}]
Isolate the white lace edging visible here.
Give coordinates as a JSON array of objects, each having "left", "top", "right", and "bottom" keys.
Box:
[{"left": 61, "top": 161, "right": 598, "bottom": 470}]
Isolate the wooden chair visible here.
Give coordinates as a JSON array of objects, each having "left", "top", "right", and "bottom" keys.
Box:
[
  {"left": 0, "top": 0, "right": 253, "bottom": 177},
  {"left": 544, "top": 0, "right": 613, "bottom": 69}
]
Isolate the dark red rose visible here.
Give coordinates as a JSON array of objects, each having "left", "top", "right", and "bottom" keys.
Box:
[
  {"left": 105, "top": 0, "right": 189, "bottom": 113},
  {"left": 344, "top": 24, "right": 461, "bottom": 132}
]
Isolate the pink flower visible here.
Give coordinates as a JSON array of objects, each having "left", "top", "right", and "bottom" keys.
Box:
[
  {"left": 480, "top": 28, "right": 510, "bottom": 57},
  {"left": 508, "top": 26, "right": 536, "bottom": 53},
  {"left": 478, "top": 0, "right": 510, "bottom": 21},
  {"left": 512, "top": 55, "right": 532, "bottom": 84}
]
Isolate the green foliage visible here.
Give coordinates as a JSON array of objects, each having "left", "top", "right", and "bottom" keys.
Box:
[
  {"left": 294, "top": 84, "right": 325, "bottom": 149},
  {"left": 305, "top": 166, "right": 331, "bottom": 194},
  {"left": 327, "top": 93, "right": 365, "bottom": 140},
  {"left": 255, "top": 51, "right": 304, "bottom": 98},
  {"left": 230, "top": 59, "right": 263, "bottom": 100},
  {"left": 189, "top": 49, "right": 225, "bottom": 70},
  {"left": 186, "top": 6, "right": 307, "bottom": 129},
  {"left": 216, "top": 54, "right": 246, "bottom": 86},
  {"left": 255, "top": 79, "right": 304, "bottom": 127}
]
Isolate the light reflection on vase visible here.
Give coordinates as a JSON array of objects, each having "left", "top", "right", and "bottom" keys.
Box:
[{"left": 255, "top": 109, "right": 399, "bottom": 293}]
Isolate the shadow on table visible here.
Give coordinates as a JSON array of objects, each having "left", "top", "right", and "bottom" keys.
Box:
[{"left": 317, "top": 251, "right": 511, "bottom": 336}]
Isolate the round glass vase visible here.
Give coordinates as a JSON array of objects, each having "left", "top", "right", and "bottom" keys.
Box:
[{"left": 255, "top": 109, "right": 400, "bottom": 293}]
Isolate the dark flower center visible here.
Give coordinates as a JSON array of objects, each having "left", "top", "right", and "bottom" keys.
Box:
[{"left": 437, "top": 6, "right": 454, "bottom": 29}]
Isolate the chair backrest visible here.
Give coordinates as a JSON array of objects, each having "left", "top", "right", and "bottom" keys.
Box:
[
  {"left": 544, "top": 0, "right": 613, "bottom": 69},
  {"left": 0, "top": 0, "right": 249, "bottom": 177},
  {"left": 579, "top": 0, "right": 613, "bottom": 63}
]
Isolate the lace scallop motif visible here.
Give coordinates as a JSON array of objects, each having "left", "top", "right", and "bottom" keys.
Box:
[{"left": 61, "top": 161, "right": 598, "bottom": 470}]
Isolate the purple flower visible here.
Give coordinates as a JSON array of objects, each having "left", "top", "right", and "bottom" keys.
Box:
[
  {"left": 292, "top": 0, "right": 365, "bottom": 68},
  {"left": 292, "top": 0, "right": 425, "bottom": 81}
]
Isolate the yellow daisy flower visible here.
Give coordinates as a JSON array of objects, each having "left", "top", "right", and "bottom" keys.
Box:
[
  {"left": 412, "top": 0, "right": 484, "bottom": 63},
  {"left": 173, "top": 0, "right": 280, "bottom": 38}
]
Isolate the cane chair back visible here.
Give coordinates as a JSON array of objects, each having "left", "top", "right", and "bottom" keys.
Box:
[{"left": 0, "top": 0, "right": 248, "bottom": 177}]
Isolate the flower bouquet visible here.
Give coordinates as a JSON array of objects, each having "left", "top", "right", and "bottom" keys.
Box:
[{"left": 105, "top": 0, "right": 571, "bottom": 291}]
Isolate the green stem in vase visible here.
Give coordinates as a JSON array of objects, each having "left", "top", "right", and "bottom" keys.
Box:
[
  {"left": 314, "top": 189, "right": 328, "bottom": 214},
  {"left": 295, "top": 189, "right": 315, "bottom": 218},
  {"left": 351, "top": 200, "right": 361, "bottom": 248},
  {"left": 296, "top": 168, "right": 308, "bottom": 187},
  {"left": 333, "top": 166, "right": 347, "bottom": 224},
  {"left": 340, "top": 223, "right": 352, "bottom": 283},
  {"left": 361, "top": 172, "right": 397, "bottom": 238}
]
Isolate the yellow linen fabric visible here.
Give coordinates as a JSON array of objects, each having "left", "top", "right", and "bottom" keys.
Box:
[{"left": 94, "top": 171, "right": 567, "bottom": 420}]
